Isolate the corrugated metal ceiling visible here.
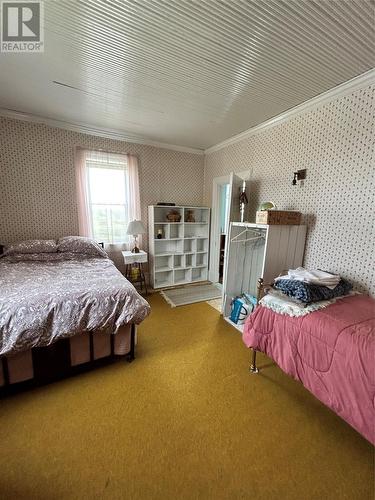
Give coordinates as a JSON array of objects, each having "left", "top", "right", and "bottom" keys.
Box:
[{"left": 0, "top": 0, "right": 374, "bottom": 149}]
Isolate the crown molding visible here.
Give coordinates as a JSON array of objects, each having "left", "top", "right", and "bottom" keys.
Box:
[
  {"left": 1, "top": 68, "right": 373, "bottom": 156},
  {"left": 0, "top": 108, "right": 205, "bottom": 155},
  {"left": 205, "top": 68, "right": 375, "bottom": 154}
]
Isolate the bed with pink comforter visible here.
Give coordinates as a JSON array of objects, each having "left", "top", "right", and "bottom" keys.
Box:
[{"left": 242, "top": 294, "right": 375, "bottom": 444}]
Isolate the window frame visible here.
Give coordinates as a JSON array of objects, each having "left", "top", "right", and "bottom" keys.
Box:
[{"left": 84, "top": 154, "right": 131, "bottom": 245}]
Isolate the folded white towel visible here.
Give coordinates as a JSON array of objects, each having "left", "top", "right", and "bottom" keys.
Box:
[
  {"left": 260, "top": 290, "right": 357, "bottom": 317},
  {"left": 275, "top": 267, "right": 340, "bottom": 290}
]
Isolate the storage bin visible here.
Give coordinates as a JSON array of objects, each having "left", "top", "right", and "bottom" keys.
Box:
[{"left": 256, "top": 210, "right": 301, "bottom": 225}]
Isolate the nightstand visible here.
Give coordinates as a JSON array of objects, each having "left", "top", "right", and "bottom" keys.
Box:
[{"left": 121, "top": 250, "right": 148, "bottom": 295}]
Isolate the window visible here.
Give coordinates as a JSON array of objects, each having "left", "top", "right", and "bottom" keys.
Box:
[
  {"left": 76, "top": 149, "right": 141, "bottom": 245},
  {"left": 86, "top": 152, "right": 129, "bottom": 244}
]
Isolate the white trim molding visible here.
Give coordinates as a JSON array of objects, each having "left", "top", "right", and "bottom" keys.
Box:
[
  {"left": 1, "top": 69, "right": 373, "bottom": 156},
  {"left": 208, "top": 170, "right": 251, "bottom": 283},
  {"left": 0, "top": 108, "right": 204, "bottom": 155},
  {"left": 205, "top": 68, "right": 375, "bottom": 154},
  {"left": 209, "top": 175, "right": 231, "bottom": 284}
]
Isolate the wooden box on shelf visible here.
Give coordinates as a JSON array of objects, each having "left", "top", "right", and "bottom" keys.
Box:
[{"left": 255, "top": 210, "right": 301, "bottom": 225}]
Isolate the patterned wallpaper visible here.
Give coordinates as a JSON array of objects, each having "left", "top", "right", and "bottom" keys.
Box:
[
  {"left": 1, "top": 83, "right": 373, "bottom": 292},
  {"left": 0, "top": 118, "right": 205, "bottom": 259},
  {"left": 204, "top": 84, "right": 375, "bottom": 295}
]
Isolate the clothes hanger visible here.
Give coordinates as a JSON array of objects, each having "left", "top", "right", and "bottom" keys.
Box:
[{"left": 230, "top": 228, "right": 265, "bottom": 244}]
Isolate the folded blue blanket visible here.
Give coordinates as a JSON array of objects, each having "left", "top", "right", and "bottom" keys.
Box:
[{"left": 274, "top": 278, "right": 352, "bottom": 304}]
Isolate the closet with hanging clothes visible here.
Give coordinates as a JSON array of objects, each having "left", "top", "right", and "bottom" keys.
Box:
[{"left": 222, "top": 222, "right": 307, "bottom": 331}]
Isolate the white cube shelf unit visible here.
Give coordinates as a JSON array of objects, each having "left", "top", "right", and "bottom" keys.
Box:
[{"left": 148, "top": 205, "right": 210, "bottom": 289}]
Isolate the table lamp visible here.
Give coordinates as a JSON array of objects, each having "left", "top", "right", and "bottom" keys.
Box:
[{"left": 126, "top": 220, "right": 146, "bottom": 253}]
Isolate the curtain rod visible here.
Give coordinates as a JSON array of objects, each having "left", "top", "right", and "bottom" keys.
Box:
[{"left": 75, "top": 145, "right": 139, "bottom": 159}]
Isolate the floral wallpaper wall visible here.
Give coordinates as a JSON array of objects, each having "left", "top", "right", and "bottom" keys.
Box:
[
  {"left": 204, "top": 84, "right": 374, "bottom": 295},
  {"left": 0, "top": 118, "right": 205, "bottom": 264}
]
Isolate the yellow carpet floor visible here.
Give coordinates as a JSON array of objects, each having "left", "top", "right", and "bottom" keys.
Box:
[{"left": 0, "top": 294, "right": 373, "bottom": 499}]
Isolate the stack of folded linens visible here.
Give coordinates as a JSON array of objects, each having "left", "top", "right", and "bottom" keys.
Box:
[{"left": 273, "top": 267, "right": 352, "bottom": 304}]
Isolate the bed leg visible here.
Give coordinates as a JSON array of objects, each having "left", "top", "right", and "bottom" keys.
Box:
[
  {"left": 249, "top": 349, "right": 259, "bottom": 374},
  {"left": 126, "top": 324, "right": 136, "bottom": 363}
]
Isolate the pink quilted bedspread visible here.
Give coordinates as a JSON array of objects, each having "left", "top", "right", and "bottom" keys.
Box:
[{"left": 242, "top": 295, "right": 375, "bottom": 444}]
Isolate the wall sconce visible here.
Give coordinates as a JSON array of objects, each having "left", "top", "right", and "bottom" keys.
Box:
[{"left": 292, "top": 169, "right": 307, "bottom": 186}]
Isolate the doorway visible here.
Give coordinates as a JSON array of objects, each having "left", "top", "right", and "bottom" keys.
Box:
[
  {"left": 209, "top": 175, "right": 230, "bottom": 284},
  {"left": 218, "top": 183, "right": 230, "bottom": 283},
  {"left": 209, "top": 170, "right": 252, "bottom": 286}
]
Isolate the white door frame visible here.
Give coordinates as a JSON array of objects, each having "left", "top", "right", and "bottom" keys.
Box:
[
  {"left": 209, "top": 170, "right": 253, "bottom": 284},
  {"left": 209, "top": 175, "right": 230, "bottom": 283}
]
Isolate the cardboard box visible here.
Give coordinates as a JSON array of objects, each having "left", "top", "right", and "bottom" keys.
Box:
[{"left": 256, "top": 210, "right": 301, "bottom": 225}]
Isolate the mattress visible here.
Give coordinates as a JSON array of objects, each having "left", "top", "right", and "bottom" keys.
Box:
[
  {"left": 242, "top": 294, "right": 375, "bottom": 444},
  {"left": 0, "top": 252, "right": 150, "bottom": 357}
]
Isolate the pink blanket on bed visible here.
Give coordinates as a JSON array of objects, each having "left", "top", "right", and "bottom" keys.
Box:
[{"left": 242, "top": 295, "right": 375, "bottom": 444}]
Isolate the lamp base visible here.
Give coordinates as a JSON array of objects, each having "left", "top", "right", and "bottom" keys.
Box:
[{"left": 131, "top": 246, "right": 140, "bottom": 253}]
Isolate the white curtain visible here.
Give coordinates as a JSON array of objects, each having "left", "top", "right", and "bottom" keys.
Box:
[
  {"left": 127, "top": 153, "right": 142, "bottom": 248},
  {"left": 75, "top": 148, "right": 91, "bottom": 237}
]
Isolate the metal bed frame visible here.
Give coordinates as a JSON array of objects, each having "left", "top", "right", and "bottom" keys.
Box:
[
  {"left": 0, "top": 324, "right": 136, "bottom": 397},
  {"left": 249, "top": 277, "right": 269, "bottom": 374},
  {"left": 0, "top": 241, "right": 137, "bottom": 396}
]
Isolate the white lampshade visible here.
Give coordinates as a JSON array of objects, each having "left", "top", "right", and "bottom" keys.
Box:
[{"left": 126, "top": 220, "right": 146, "bottom": 236}]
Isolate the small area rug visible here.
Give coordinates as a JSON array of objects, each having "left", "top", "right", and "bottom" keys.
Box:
[
  {"left": 206, "top": 297, "right": 223, "bottom": 312},
  {"left": 160, "top": 283, "right": 221, "bottom": 307}
]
